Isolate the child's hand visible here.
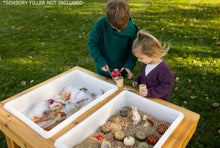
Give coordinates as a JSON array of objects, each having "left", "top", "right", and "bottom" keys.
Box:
[
  {"left": 120, "top": 68, "right": 133, "bottom": 79},
  {"left": 132, "top": 81, "right": 138, "bottom": 87},
  {"left": 139, "top": 88, "right": 148, "bottom": 97},
  {"left": 101, "top": 65, "right": 109, "bottom": 72}
]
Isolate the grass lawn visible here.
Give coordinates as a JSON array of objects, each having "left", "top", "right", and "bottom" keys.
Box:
[{"left": 0, "top": 0, "right": 219, "bottom": 147}]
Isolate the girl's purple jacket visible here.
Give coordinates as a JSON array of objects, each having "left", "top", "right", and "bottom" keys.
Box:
[{"left": 134, "top": 60, "right": 175, "bottom": 101}]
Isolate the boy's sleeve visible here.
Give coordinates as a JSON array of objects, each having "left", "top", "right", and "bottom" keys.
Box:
[
  {"left": 88, "top": 22, "right": 107, "bottom": 69},
  {"left": 122, "top": 34, "right": 137, "bottom": 72}
]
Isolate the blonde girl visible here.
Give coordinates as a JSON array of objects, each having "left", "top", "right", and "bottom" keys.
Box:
[{"left": 132, "top": 30, "right": 175, "bottom": 101}]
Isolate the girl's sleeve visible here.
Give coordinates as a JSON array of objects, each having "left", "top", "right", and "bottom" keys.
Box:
[
  {"left": 133, "top": 75, "right": 142, "bottom": 84},
  {"left": 88, "top": 22, "right": 107, "bottom": 69},
  {"left": 147, "top": 70, "right": 175, "bottom": 98}
]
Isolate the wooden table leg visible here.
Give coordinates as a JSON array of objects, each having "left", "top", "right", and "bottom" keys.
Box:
[{"left": 5, "top": 135, "right": 19, "bottom": 148}]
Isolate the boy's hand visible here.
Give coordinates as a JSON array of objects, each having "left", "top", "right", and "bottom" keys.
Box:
[
  {"left": 132, "top": 81, "right": 138, "bottom": 87},
  {"left": 101, "top": 65, "right": 109, "bottom": 72},
  {"left": 139, "top": 88, "right": 148, "bottom": 97},
  {"left": 120, "top": 68, "right": 133, "bottom": 79}
]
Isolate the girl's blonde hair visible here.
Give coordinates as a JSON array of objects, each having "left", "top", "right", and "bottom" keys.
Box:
[{"left": 132, "top": 30, "right": 170, "bottom": 58}]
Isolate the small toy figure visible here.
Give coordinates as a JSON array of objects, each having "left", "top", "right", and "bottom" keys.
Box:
[{"left": 132, "top": 106, "right": 141, "bottom": 125}]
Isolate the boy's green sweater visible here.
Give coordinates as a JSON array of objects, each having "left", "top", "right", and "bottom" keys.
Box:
[{"left": 88, "top": 16, "right": 138, "bottom": 78}]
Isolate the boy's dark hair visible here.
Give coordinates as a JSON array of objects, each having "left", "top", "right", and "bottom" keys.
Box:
[{"left": 106, "top": 0, "right": 130, "bottom": 31}]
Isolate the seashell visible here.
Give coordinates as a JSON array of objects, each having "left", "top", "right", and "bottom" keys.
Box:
[
  {"left": 101, "top": 123, "right": 112, "bottom": 133},
  {"left": 114, "top": 130, "right": 125, "bottom": 141},
  {"left": 144, "top": 119, "right": 153, "bottom": 127},
  {"left": 143, "top": 115, "right": 148, "bottom": 120},
  {"left": 111, "top": 123, "right": 121, "bottom": 133},
  {"left": 101, "top": 141, "right": 111, "bottom": 148}
]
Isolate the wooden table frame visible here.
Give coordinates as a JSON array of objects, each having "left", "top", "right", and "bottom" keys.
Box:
[{"left": 0, "top": 66, "right": 200, "bottom": 148}]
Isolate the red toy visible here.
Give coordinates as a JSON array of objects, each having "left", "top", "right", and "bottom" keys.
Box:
[
  {"left": 96, "top": 135, "right": 103, "bottom": 141},
  {"left": 47, "top": 99, "right": 54, "bottom": 105},
  {"left": 111, "top": 69, "right": 121, "bottom": 78},
  {"left": 157, "top": 124, "right": 168, "bottom": 134},
  {"left": 147, "top": 134, "right": 159, "bottom": 145}
]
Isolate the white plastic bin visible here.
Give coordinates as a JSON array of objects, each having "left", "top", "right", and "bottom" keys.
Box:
[
  {"left": 54, "top": 90, "right": 184, "bottom": 148},
  {"left": 4, "top": 70, "right": 118, "bottom": 138}
]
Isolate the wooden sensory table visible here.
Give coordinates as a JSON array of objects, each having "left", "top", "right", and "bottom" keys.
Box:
[{"left": 0, "top": 66, "right": 200, "bottom": 148}]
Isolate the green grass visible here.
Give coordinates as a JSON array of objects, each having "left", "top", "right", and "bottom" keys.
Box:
[{"left": 0, "top": 0, "right": 219, "bottom": 147}]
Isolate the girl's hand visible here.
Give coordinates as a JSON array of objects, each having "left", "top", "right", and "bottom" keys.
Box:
[
  {"left": 120, "top": 68, "right": 133, "bottom": 79},
  {"left": 132, "top": 81, "right": 138, "bottom": 87},
  {"left": 101, "top": 65, "right": 109, "bottom": 72},
  {"left": 139, "top": 88, "right": 148, "bottom": 97}
]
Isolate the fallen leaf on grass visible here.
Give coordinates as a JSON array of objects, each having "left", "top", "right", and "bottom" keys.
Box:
[
  {"left": 187, "top": 79, "right": 192, "bottom": 84},
  {"left": 190, "top": 96, "right": 197, "bottom": 99},
  {"left": 174, "top": 87, "right": 178, "bottom": 91},
  {"left": 212, "top": 103, "right": 219, "bottom": 107},
  {"left": 181, "top": 105, "right": 186, "bottom": 109},
  {"left": 183, "top": 101, "right": 187, "bottom": 104},
  {"left": 175, "top": 77, "right": 180, "bottom": 82},
  {"left": 30, "top": 80, "right": 34, "bottom": 84},
  {"left": 21, "top": 81, "right": 26, "bottom": 86}
]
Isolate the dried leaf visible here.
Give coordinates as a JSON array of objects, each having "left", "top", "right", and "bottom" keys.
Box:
[
  {"left": 190, "top": 96, "right": 197, "bottom": 99},
  {"left": 181, "top": 105, "right": 186, "bottom": 109},
  {"left": 21, "top": 81, "right": 26, "bottom": 86},
  {"left": 174, "top": 87, "right": 178, "bottom": 91},
  {"left": 195, "top": 90, "right": 201, "bottom": 94},
  {"left": 187, "top": 79, "right": 192, "bottom": 84},
  {"left": 30, "top": 80, "right": 34, "bottom": 84},
  {"left": 175, "top": 77, "right": 180, "bottom": 82},
  {"left": 212, "top": 103, "right": 219, "bottom": 107},
  {"left": 183, "top": 101, "right": 187, "bottom": 104}
]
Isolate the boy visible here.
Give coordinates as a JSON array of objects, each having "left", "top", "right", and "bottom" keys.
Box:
[{"left": 88, "top": 0, "right": 138, "bottom": 79}]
